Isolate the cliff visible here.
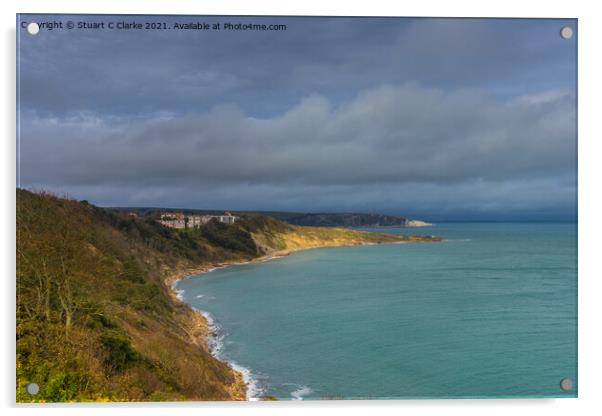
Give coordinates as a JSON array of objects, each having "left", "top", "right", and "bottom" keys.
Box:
[
  {"left": 405, "top": 220, "right": 433, "bottom": 227},
  {"left": 242, "top": 214, "right": 440, "bottom": 256},
  {"left": 16, "top": 189, "right": 440, "bottom": 402},
  {"left": 16, "top": 189, "right": 248, "bottom": 402}
]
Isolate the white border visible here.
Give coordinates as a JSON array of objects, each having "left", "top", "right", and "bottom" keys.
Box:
[{"left": 3, "top": 1, "right": 601, "bottom": 415}]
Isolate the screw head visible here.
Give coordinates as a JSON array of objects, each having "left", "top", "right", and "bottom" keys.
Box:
[
  {"left": 560, "top": 377, "right": 573, "bottom": 391},
  {"left": 26, "top": 22, "right": 40, "bottom": 35},
  {"left": 25, "top": 382, "right": 39, "bottom": 395},
  {"left": 560, "top": 26, "right": 573, "bottom": 40}
]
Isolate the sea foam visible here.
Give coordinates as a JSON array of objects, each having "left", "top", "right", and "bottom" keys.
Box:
[
  {"left": 192, "top": 306, "right": 263, "bottom": 400},
  {"left": 171, "top": 282, "right": 185, "bottom": 301},
  {"left": 291, "top": 386, "right": 313, "bottom": 400}
]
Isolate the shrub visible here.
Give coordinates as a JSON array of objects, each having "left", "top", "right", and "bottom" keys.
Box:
[
  {"left": 120, "top": 257, "right": 146, "bottom": 283},
  {"left": 200, "top": 220, "right": 257, "bottom": 256},
  {"left": 100, "top": 333, "right": 140, "bottom": 373}
]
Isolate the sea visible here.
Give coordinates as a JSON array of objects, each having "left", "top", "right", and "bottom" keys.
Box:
[{"left": 173, "top": 222, "right": 577, "bottom": 400}]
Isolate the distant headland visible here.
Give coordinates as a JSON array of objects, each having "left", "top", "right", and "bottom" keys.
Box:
[{"left": 113, "top": 207, "right": 433, "bottom": 229}]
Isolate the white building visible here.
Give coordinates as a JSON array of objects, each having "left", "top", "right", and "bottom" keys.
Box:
[
  {"left": 158, "top": 213, "right": 187, "bottom": 229},
  {"left": 158, "top": 212, "right": 239, "bottom": 229}
]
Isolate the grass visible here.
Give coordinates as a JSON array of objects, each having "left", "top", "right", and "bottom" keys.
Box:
[
  {"left": 16, "top": 189, "right": 245, "bottom": 402},
  {"left": 16, "top": 188, "right": 440, "bottom": 402}
]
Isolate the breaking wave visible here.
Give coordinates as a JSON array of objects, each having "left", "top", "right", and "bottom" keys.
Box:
[
  {"left": 291, "top": 386, "right": 313, "bottom": 400},
  {"left": 193, "top": 306, "right": 263, "bottom": 400}
]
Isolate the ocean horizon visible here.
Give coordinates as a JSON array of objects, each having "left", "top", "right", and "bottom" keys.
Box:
[{"left": 175, "top": 222, "right": 577, "bottom": 400}]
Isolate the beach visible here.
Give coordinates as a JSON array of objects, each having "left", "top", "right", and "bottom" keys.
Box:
[
  {"left": 165, "top": 237, "right": 441, "bottom": 400},
  {"left": 172, "top": 223, "right": 577, "bottom": 399}
]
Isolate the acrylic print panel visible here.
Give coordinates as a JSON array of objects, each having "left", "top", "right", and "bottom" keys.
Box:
[{"left": 16, "top": 15, "right": 577, "bottom": 402}]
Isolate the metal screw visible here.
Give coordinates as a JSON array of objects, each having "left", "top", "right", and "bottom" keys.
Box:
[
  {"left": 26, "top": 22, "right": 40, "bottom": 35},
  {"left": 25, "top": 383, "right": 39, "bottom": 395},
  {"left": 560, "top": 26, "right": 573, "bottom": 40},
  {"left": 560, "top": 377, "right": 573, "bottom": 391}
]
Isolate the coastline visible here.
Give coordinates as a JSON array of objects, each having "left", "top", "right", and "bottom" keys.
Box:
[
  {"left": 163, "top": 239, "right": 435, "bottom": 400},
  {"left": 164, "top": 250, "right": 295, "bottom": 400}
]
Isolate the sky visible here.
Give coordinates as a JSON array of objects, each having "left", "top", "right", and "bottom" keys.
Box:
[{"left": 17, "top": 15, "right": 577, "bottom": 221}]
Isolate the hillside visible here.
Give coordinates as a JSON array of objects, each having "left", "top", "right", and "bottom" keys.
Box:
[
  {"left": 244, "top": 215, "right": 439, "bottom": 257},
  {"left": 16, "top": 189, "right": 441, "bottom": 402},
  {"left": 112, "top": 209, "right": 432, "bottom": 228}
]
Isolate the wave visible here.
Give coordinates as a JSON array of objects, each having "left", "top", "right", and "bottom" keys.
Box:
[
  {"left": 171, "top": 282, "right": 185, "bottom": 301},
  {"left": 229, "top": 361, "right": 263, "bottom": 400},
  {"left": 172, "top": 261, "right": 281, "bottom": 400},
  {"left": 191, "top": 306, "right": 263, "bottom": 400},
  {"left": 291, "top": 385, "right": 313, "bottom": 400},
  {"left": 195, "top": 309, "right": 225, "bottom": 356}
]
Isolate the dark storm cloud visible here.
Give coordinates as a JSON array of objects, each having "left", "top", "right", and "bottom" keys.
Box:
[
  {"left": 17, "top": 15, "right": 577, "bottom": 219},
  {"left": 18, "top": 16, "right": 576, "bottom": 117},
  {"left": 19, "top": 84, "right": 576, "bottom": 216}
]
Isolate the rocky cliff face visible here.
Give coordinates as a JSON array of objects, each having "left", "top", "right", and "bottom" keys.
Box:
[{"left": 405, "top": 220, "right": 433, "bottom": 227}]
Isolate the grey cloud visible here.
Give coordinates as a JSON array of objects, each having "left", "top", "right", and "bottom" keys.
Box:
[
  {"left": 18, "top": 83, "right": 576, "bottom": 219},
  {"left": 17, "top": 16, "right": 577, "bottom": 219},
  {"left": 18, "top": 16, "right": 576, "bottom": 118},
  {"left": 20, "top": 83, "right": 576, "bottom": 189}
]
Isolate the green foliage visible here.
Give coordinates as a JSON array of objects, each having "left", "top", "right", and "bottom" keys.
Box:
[
  {"left": 199, "top": 219, "right": 258, "bottom": 256},
  {"left": 129, "top": 282, "right": 171, "bottom": 313},
  {"left": 85, "top": 313, "right": 115, "bottom": 330},
  {"left": 41, "top": 369, "right": 83, "bottom": 402},
  {"left": 16, "top": 189, "right": 245, "bottom": 402},
  {"left": 237, "top": 213, "right": 292, "bottom": 234},
  {"left": 100, "top": 332, "right": 140, "bottom": 373},
  {"left": 120, "top": 257, "right": 146, "bottom": 283},
  {"left": 260, "top": 395, "right": 279, "bottom": 401},
  {"left": 16, "top": 320, "right": 97, "bottom": 402},
  {"left": 16, "top": 188, "right": 427, "bottom": 402},
  {"left": 93, "top": 208, "right": 211, "bottom": 262}
]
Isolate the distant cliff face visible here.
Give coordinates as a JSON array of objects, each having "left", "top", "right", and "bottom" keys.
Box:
[
  {"left": 405, "top": 219, "right": 433, "bottom": 227},
  {"left": 285, "top": 213, "right": 430, "bottom": 227}
]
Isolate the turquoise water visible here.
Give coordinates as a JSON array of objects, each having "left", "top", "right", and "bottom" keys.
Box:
[{"left": 175, "top": 223, "right": 577, "bottom": 399}]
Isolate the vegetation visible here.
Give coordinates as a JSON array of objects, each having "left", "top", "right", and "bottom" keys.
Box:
[
  {"left": 260, "top": 395, "right": 278, "bottom": 401},
  {"left": 16, "top": 189, "right": 246, "bottom": 402},
  {"left": 16, "top": 189, "right": 440, "bottom": 402}
]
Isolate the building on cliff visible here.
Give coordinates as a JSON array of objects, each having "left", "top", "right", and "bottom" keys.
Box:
[{"left": 158, "top": 212, "right": 238, "bottom": 229}]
